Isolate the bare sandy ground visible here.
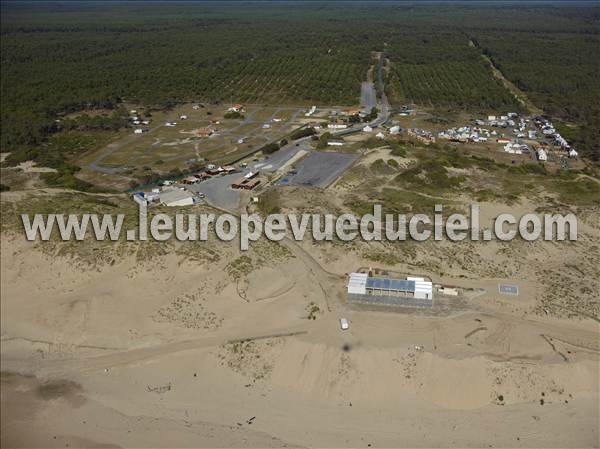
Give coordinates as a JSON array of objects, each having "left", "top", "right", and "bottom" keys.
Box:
[
  {"left": 1, "top": 220, "right": 598, "bottom": 448},
  {"left": 13, "top": 161, "right": 57, "bottom": 174}
]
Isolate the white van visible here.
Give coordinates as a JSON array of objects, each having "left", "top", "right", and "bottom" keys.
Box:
[{"left": 340, "top": 318, "right": 349, "bottom": 330}]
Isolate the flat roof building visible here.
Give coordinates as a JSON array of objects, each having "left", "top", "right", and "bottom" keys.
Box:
[
  {"left": 196, "top": 127, "right": 214, "bottom": 137},
  {"left": 132, "top": 193, "right": 147, "bottom": 206},
  {"left": 232, "top": 177, "right": 261, "bottom": 190},
  {"left": 158, "top": 188, "right": 195, "bottom": 207},
  {"left": 347, "top": 272, "right": 433, "bottom": 307},
  {"left": 181, "top": 176, "right": 200, "bottom": 184},
  {"left": 347, "top": 272, "right": 368, "bottom": 294}
]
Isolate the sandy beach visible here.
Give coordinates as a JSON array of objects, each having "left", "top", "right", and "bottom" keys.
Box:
[{"left": 1, "top": 216, "right": 598, "bottom": 447}]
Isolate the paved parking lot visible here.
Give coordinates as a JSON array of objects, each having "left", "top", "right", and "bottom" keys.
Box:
[
  {"left": 185, "top": 142, "right": 356, "bottom": 209},
  {"left": 279, "top": 151, "right": 358, "bottom": 188},
  {"left": 186, "top": 173, "right": 241, "bottom": 211},
  {"left": 252, "top": 140, "right": 311, "bottom": 173},
  {"left": 185, "top": 139, "right": 313, "bottom": 210}
]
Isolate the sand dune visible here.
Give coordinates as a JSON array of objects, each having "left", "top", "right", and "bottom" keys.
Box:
[{"left": 1, "top": 228, "right": 598, "bottom": 448}]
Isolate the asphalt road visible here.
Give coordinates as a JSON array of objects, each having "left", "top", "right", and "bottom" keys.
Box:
[{"left": 361, "top": 81, "right": 377, "bottom": 112}]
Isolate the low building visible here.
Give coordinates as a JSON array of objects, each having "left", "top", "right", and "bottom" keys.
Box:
[
  {"left": 537, "top": 148, "right": 548, "bottom": 162},
  {"left": 132, "top": 193, "right": 147, "bottom": 206},
  {"left": 347, "top": 272, "right": 369, "bottom": 295},
  {"left": 205, "top": 167, "right": 221, "bottom": 176},
  {"left": 389, "top": 125, "right": 401, "bottom": 135},
  {"left": 196, "top": 127, "right": 214, "bottom": 137},
  {"left": 327, "top": 123, "right": 348, "bottom": 130},
  {"left": 305, "top": 105, "right": 317, "bottom": 117},
  {"left": 342, "top": 108, "right": 361, "bottom": 116},
  {"left": 158, "top": 188, "right": 195, "bottom": 207},
  {"left": 181, "top": 176, "right": 200, "bottom": 185},
  {"left": 232, "top": 177, "right": 261, "bottom": 190},
  {"left": 438, "top": 286, "right": 459, "bottom": 296},
  {"left": 504, "top": 142, "right": 525, "bottom": 155},
  {"left": 146, "top": 192, "right": 159, "bottom": 203},
  {"left": 228, "top": 103, "right": 244, "bottom": 113},
  {"left": 407, "top": 128, "right": 435, "bottom": 144},
  {"left": 347, "top": 272, "right": 433, "bottom": 307}
]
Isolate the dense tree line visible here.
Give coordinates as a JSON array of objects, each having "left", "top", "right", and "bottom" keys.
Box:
[
  {"left": 385, "top": 32, "right": 521, "bottom": 112},
  {"left": 475, "top": 32, "right": 600, "bottom": 161},
  {"left": 290, "top": 127, "right": 317, "bottom": 140},
  {"left": 1, "top": 3, "right": 376, "bottom": 155},
  {"left": 1, "top": 1, "right": 598, "bottom": 168}
]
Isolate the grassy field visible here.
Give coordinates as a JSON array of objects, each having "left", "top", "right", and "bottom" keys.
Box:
[{"left": 75, "top": 104, "right": 308, "bottom": 187}]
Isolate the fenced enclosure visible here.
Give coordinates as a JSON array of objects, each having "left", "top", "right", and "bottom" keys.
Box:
[{"left": 347, "top": 293, "right": 433, "bottom": 308}]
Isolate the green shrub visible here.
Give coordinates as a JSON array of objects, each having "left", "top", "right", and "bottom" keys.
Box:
[
  {"left": 509, "top": 163, "right": 547, "bottom": 175},
  {"left": 371, "top": 158, "right": 395, "bottom": 175},
  {"left": 224, "top": 111, "right": 243, "bottom": 119},
  {"left": 389, "top": 143, "right": 407, "bottom": 157},
  {"left": 261, "top": 142, "right": 280, "bottom": 155},
  {"left": 290, "top": 127, "right": 316, "bottom": 140}
]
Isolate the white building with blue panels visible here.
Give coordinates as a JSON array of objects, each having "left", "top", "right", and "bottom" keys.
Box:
[{"left": 347, "top": 272, "right": 433, "bottom": 307}]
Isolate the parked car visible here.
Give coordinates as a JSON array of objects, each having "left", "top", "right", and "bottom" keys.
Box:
[{"left": 340, "top": 318, "right": 349, "bottom": 330}]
